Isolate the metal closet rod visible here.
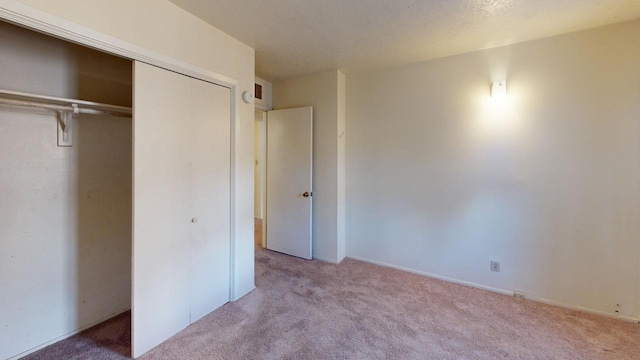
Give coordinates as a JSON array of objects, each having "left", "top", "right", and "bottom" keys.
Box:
[{"left": 0, "top": 89, "right": 132, "bottom": 118}]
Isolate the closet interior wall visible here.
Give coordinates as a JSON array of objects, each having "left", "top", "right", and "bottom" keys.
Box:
[{"left": 0, "top": 21, "right": 132, "bottom": 360}]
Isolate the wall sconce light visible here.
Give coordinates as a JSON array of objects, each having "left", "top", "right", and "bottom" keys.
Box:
[{"left": 491, "top": 80, "right": 507, "bottom": 98}]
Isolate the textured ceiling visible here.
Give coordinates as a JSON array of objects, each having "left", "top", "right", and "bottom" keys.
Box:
[{"left": 171, "top": 0, "right": 640, "bottom": 81}]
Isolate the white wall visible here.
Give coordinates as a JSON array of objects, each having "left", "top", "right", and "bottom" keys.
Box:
[
  {"left": 273, "top": 70, "right": 346, "bottom": 263},
  {"left": 346, "top": 20, "right": 640, "bottom": 320},
  {"left": 0, "top": 21, "right": 132, "bottom": 360},
  {"left": 12, "top": 0, "right": 256, "bottom": 299}
]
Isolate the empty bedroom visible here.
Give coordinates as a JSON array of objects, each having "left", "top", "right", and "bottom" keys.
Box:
[{"left": 1, "top": 1, "right": 639, "bottom": 359}]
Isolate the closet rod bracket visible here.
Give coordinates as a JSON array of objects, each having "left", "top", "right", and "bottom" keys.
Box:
[{"left": 57, "top": 104, "right": 77, "bottom": 147}]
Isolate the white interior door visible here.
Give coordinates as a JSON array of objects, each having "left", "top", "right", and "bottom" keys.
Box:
[
  {"left": 189, "top": 78, "right": 231, "bottom": 323},
  {"left": 133, "top": 62, "right": 191, "bottom": 358},
  {"left": 133, "top": 62, "right": 231, "bottom": 357},
  {"left": 266, "top": 107, "right": 313, "bottom": 259}
]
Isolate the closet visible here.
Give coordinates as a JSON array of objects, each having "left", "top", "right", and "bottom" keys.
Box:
[
  {"left": 132, "top": 62, "right": 231, "bottom": 357},
  {"left": 0, "top": 20, "right": 133, "bottom": 360},
  {"left": 0, "top": 20, "right": 232, "bottom": 360}
]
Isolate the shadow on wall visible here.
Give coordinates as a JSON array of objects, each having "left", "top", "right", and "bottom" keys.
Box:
[
  {"left": 74, "top": 112, "right": 132, "bottom": 347},
  {"left": 73, "top": 45, "right": 132, "bottom": 107},
  {"left": 71, "top": 33, "right": 134, "bottom": 335}
]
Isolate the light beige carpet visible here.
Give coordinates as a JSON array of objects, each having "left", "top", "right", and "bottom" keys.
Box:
[
  {"left": 140, "top": 247, "right": 639, "bottom": 359},
  {"left": 24, "top": 241, "right": 639, "bottom": 359}
]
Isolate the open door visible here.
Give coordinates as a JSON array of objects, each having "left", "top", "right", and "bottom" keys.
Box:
[{"left": 266, "top": 107, "right": 313, "bottom": 259}]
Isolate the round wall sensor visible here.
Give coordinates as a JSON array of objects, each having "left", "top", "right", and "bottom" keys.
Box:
[{"left": 242, "top": 91, "right": 254, "bottom": 104}]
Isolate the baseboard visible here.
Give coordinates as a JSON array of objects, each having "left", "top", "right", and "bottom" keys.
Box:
[
  {"left": 233, "top": 285, "right": 256, "bottom": 301},
  {"left": 6, "top": 307, "right": 131, "bottom": 360},
  {"left": 312, "top": 255, "right": 340, "bottom": 264},
  {"left": 529, "top": 296, "right": 639, "bottom": 323},
  {"left": 347, "top": 255, "right": 514, "bottom": 296},
  {"left": 347, "top": 255, "right": 640, "bottom": 324}
]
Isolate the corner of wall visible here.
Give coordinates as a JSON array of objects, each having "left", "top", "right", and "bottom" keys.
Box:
[
  {"left": 271, "top": 69, "right": 345, "bottom": 263},
  {"left": 337, "top": 70, "right": 346, "bottom": 262}
]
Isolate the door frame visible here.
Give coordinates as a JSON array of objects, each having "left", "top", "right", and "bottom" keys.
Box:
[
  {"left": 254, "top": 110, "right": 267, "bottom": 248},
  {"left": 0, "top": 1, "right": 243, "bottom": 301}
]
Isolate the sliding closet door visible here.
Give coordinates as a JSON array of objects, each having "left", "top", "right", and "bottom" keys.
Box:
[
  {"left": 132, "top": 62, "right": 231, "bottom": 357},
  {"left": 189, "top": 78, "right": 231, "bottom": 322},
  {"left": 133, "top": 62, "right": 192, "bottom": 357}
]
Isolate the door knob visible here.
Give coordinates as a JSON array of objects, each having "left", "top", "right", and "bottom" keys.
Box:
[
  {"left": 191, "top": 217, "right": 199, "bottom": 223},
  {"left": 303, "top": 192, "right": 311, "bottom": 198}
]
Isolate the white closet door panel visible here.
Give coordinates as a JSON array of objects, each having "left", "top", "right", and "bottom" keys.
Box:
[
  {"left": 189, "top": 78, "right": 231, "bottom": 322},
  {"left": 132, "top": 62, "right": 191, "bottom": 358}
]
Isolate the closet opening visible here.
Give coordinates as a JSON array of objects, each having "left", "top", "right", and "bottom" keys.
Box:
[{"left": 0, "top": 19, "right": 133, "bottom": 360}]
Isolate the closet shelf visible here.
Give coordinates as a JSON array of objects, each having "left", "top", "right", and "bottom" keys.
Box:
[
  {"left": 0, "top": 88, "right": 132, "bottom": 117},
  {"left": 0, "top": 88, "right": 132, "bottom": 147}
]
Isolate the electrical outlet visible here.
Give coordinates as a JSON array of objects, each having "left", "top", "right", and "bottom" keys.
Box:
[
  {"left": 514, "top": 291, "right": 525, "bottom": 299},
  {"left": 490, "top": 261, "right": 500, "bottom": 272}
]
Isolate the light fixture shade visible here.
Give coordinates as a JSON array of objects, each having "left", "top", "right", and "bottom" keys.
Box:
[{"left": 491, "top": 80, "right": 507, "bottom": 98}]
